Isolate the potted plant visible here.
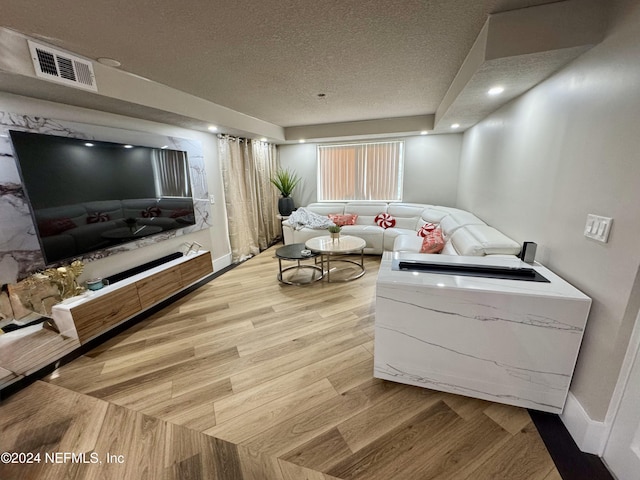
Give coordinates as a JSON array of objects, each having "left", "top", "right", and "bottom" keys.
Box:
[
  {"left": 270, "top": 168, "right": 301, "bottom": 216},
  {"left": 328, "top": 224, "right": 342, "bottom": 242}
]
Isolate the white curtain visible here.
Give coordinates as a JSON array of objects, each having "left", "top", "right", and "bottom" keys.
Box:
[
  {"left": 218, "top": 136, "right": 279, "bottom": 262},
  {"left": 152, "top": 149, "right": 192, "bottom": 197}
]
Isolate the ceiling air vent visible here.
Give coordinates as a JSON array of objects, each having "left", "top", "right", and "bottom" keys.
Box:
[{"left": 27, "top": 40, "right": 97, "bottom": 91}]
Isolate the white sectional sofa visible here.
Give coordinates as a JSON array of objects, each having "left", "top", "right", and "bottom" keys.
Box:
[{"left": 282, "top": 202, "right": 522, "bottom": 257}]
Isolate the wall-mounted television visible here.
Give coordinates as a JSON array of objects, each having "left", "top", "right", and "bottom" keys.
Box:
[{"left": 10, "top": 130, "right": 196, "bottom": 265}]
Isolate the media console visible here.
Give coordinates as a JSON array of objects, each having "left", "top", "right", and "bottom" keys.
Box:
[
  {"left": 0, "top": 250, "right": 213, "bottom": 397},
  {"left": 53, "top": 250, "right": 213, "bottom": 344},
  {"left": 375, "top": 252, "right": 591, "bottom": 414}
]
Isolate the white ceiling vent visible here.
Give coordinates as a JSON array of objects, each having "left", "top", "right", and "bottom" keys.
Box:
[{"left": 27, "top": 40, "right": 97, "bottom": 91}]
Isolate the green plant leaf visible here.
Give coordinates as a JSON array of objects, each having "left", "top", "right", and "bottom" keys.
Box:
[{"left": 270, "top": 168, "right": 301, "bottom": 197}]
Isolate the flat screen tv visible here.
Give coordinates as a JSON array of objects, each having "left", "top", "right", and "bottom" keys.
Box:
[{"left": 10, "top": 130, "right": 196, "bottom": 265}]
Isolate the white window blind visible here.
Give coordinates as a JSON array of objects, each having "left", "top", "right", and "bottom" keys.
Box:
[{"left": 317, "top": 141, "right": 404, "bottom": 201}]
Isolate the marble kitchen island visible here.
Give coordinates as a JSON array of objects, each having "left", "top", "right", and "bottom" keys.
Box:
[{"left": 374, "top": 252, "right": 591, "bottom": 413}]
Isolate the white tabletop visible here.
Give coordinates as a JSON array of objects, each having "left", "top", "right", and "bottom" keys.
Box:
[{"left": 306, "top": 235, "right": 366, "bottom": 254}]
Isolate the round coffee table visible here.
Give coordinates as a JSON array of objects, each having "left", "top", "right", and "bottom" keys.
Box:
[
  {"left": 305, "top": 235, "right": 366, "bottom": 282},
  {"left": 275, "top": 243, "right": 324, "bottom": 285}
]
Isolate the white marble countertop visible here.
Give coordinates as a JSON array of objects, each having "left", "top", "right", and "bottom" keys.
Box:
[{"left": 378, "top": 252, "right": 590, "bottom": 301}]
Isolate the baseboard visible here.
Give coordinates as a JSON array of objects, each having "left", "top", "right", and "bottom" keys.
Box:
[
  {"left": 213, "top": 253, "right": 232, "bottom": 272},
  {"left": 560, "top": 391, "right": 608, "bottom": 455}
]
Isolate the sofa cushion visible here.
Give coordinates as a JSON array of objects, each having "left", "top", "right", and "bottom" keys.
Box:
[
  {"left": 464, "top": 224, "right": 521, "bottom": 255},
  {"left": 440, "top": 240, "right": 458, "bottom": 255},
  {"left": 450, "top": 225, "right": 520, "bottom": 256},
  {"left": 344, "top": 202, "right": 388, "bottom": 226},
  {"left": 306, "top": 203, "right": 346, "bottom": 216},
  {"left": 341, "top": 225, "right": 384, "bottom": 253},
  {"left": 383, "top": 227, "right": 416, "bottom": 251},
  {"left": 392, "top": 234, "right": 424, "bottom": 252},
  {"left": 387, "top": 203, "right": 426, "bottom": 230},
  {"left": 374, "top": 213, "right": 396, "bottom": 229},
  {"left": 420, "top": 208, "right": 450, "bottom": 224},
  {"left": 439, "top": 211, "right": 485, "bottom": 238}
]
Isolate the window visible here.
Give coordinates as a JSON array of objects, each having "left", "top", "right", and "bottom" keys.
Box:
[{"left": 317, "top": 141, "right": 404, "bottom": 201}]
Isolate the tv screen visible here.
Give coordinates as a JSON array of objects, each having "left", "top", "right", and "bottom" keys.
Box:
[{"left": 10, "top": 130, "right": 196, "bottom": 265}]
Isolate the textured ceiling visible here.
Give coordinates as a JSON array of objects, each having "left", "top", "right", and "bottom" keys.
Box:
[{"left": 1, "top": 0, "right": 563, "bottom": 128}]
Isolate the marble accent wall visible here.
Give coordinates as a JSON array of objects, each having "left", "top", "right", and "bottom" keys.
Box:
[{"left": 0, "top": 111, "right": 211, "bottom": 284}]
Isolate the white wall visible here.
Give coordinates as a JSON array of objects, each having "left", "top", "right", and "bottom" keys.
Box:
[
  {"left": 278, "top": 134, "right": 462, "bottom": 208},
  {"left": 457, "top": 0, "right": 640, "bottom": 421},
  {"left": 0, "top": 91, "right": 232, "bottom": 279}
]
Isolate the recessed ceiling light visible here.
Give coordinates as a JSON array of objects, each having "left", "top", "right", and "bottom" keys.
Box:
[
  {"left": 124, "top": 144, "right": 134, "bottom": 149},
  {"left": 161, "top": 145, "right": 169, "bottom": 149},
  {"left": 299, "top": 139, "right": 306, "bottom": 143},
  {"left": 260, "top": 137, "right": 267, "bottom": 142},
  {"left": 208, "top": 125, "right": 218, "bottom": 132},
  {"left": 84, "top": 142, "right": 94, "bottom": 147},
  {"left": 420, "top": 131, "right": 429, "bottom": 135},
  {"left": 0, "top": 134, "right": 8, "bottom": 138},
  {"left": 488, "top": 86, "right": 505, "bottom": 96},
  {"left": 451, "top": 123, "right": 460, "bottom": 129},
  {"left": 97, "top": 57, "right": 121, "bottom": 67}
]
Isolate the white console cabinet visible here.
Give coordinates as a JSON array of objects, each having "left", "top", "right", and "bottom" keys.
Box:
[{"left": 374, "top": 252, "right": 591, "bottom": 414}]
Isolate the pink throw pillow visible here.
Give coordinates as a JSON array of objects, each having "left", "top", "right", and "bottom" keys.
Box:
[
  {"left": 328, "top": 213, "right": 358, "bottom": 226},
  {"left": 417, "top": 222, "right": 437, "bottom": 237},
  {"left": 375, "top": 213, "right": 396, "bottom": 229},
  {"left": 420, "top": 228, "right": 445, "bottom": 254}
]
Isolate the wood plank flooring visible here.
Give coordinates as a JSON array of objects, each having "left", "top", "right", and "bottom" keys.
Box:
[{"left": 0, "top": 246, "right": 562, "bottom": 479}]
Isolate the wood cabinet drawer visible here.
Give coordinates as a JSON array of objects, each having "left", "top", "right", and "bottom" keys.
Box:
[
  {"left": 179, "top": 252, "right": 213, "bottom": 286},
  {"left": 136, "top": 265, "right": 183, "bottom": 309},
  {"left": 70, "top": 285, "right": 142, "bottom": 344}
]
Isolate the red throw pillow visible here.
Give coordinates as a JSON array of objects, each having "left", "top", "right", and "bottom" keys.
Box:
[
  {"left": 87, "top": 212, "right": 110, "bottom": 223},
  {"left": 38, "top": 217, "right": 76, "bottom": 237},
  {"left": 375, "top": 213, "right": 396, "bottom": 229},
  {"left": 141, "top": 206, "right": 162, "bottom": 218},
  {"left": 417, "top": 222, "right": 437, "bottom": 237},
  {"left": 328, "top": 213, "right": 358, "bottom": 226},
  {"left": 420, "top": 228, "right": 445, "bottom": 254}
]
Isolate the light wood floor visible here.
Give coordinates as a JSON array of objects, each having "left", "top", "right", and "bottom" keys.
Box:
[{"left": 0, "top": 246, "right": 562, "bottom": 479}]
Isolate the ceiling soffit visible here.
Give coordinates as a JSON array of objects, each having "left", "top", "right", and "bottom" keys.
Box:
[{"left": 433, "top": 0, "right": 606, "bottom": 133}]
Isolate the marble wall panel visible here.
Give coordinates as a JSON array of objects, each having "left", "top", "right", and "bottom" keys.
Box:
[{"left": 0, "top": 111, "right": 211, "bottom": 284}]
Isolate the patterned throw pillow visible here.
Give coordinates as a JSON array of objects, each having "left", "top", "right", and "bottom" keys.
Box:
[
  {"left": 374, "top": 213, "right": 396, "bottom": 229},
  {"left": 87, "top": 212, "right": 110, "bottom": 223},
  {"left": 328, "top": 213, "right": 358, "bottom": 226},
  {"left": 420, "top": 228, "right": 445, "bottom": 254},
  {"left": 38, "top": 217, "right": 76, "bottom": 237},
  {"left": 141, "top": 206, "right": 162, "bottom": 218},
  {"left": 417, "top": 222, "right": 438, "bottom": 237}
]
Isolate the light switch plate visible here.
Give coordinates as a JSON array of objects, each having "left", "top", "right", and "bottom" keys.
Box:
[
  {"left": 209, "top": 195, "right": 215, "bottom": 204},
  {"left": 584, "top": 214, "right": 612, "bottom": 243}
]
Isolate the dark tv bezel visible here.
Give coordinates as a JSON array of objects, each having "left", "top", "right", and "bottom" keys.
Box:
[{"left": 9, "top": 129, "right": 197, "bottom": 266}]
